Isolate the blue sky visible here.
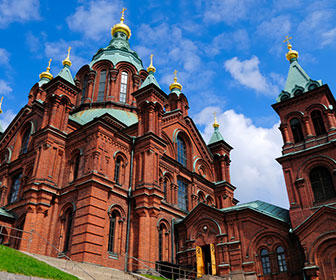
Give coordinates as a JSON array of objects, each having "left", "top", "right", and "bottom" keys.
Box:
[{"left": 1, "top": 0, "right": 336, "bottom": 208}]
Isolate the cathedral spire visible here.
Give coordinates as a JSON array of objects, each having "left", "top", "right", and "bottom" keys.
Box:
[
  {"left": 111, "top": 8, "right": 132, "bottom": 39},
  {"left": 39, "top": 59, "right": 53, "bottom": 86},
  {"left": 276, "top": 36, "right": 322, "bottom": 102},
  {"left": 140, "top": 54, "right": 160, "bottom": 89},
  {"left": 57, "top": 47, "right": 75, "bottom": 85},
  {"left": 208, "top": 112, "right": 225, "bottom": 145}
]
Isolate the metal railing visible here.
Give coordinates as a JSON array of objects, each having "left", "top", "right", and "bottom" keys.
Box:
[
  {"left": 123, "top": 253, "right": 196, "bottom": 279},
  {"left": 0, "top": 224, "right": 96, "bottom": 280}
]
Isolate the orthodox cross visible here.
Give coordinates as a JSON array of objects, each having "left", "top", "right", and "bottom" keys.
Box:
[
  {"left": 120, "top": 8, "right": 127, "bottom": 22},
  {"left": 174, "top": 70, "right": 178, "bottom": 82},
  {"left": 283, "top": 36, "right": 292, "bottom": 48}
]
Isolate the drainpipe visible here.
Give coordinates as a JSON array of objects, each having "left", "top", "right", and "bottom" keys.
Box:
[{"left": 125, "top": 137, "right": 135, "bottom": 272}]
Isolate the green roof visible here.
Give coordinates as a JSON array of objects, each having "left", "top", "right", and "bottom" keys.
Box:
[
  {"left": 56, "top": 65, "right": 75, "bottom": 85},
  {"left": 0, "top": 207, "right": 15, "bottom": 219},
  {"left": 221, "top": 200, "right": 289, "bottom": 223},
  {"left": 208, "top": 126, "right": 224, "bottom": 145},
  {"left": 90, "top": 32, "right": 144, "bottom": 72},
  {"left": 277, "top": 58, "right": 322, "bottom": 102},
  {"left": 69, "top": 108, "right": 138, "bottom": 127},
  {"left": 140, "top": 71, "right": 160, "bottom": 89}
]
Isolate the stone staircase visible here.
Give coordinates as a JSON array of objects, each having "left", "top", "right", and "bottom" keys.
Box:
[{"left": 22, "top": 252, "right": 151, "bottom": 280}]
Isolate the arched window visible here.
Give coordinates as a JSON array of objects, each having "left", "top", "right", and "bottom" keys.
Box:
[
  {"left": 69, "top": 152, "right": 81, "bottom": 182},
  {"left": 198, "top": 191, "right": 205, "bottom": 203},
  {"left": 276, "top": 246, "right": 287, "bottom": 272},
  {"left": 177, "top": 135, "right": 187, "bottom": 167},
  {"left": 9, "top": 173, "right": 22, "bottom": 204},
  {"left": 63, "top": 208, "right": 73, "bottom": 253},
  {"left": 81, "top": 75, "right": 88, "bottom": 103},
  {"left": 158, "top": 224, "right": 164, "bottom": 261},
  {"left": 261, "top": 249, "right": 271, "bottom": 274},
  {"left": 309, "top": 166, "right": 336, "bottom": 202},
  {"left": 114, "top": 157, "right": 121, "bottom": 184},
  {"left": 20, "top": 128, "right": 31, "bottom": 154},
  {"left": 108, "top": 211, "right": 118, "bottom": 254},
  {"left": 311, "top": 110, "right": 326, "bottom": 136},
  {"left": 290, "top": 118, "right": 304, "bottom": 143},
  {"left": 97, "top": 70, "right": 107, "bottom": 101},
  {"left": 178, "top": 179, "right": 188, "bottom": 211},
  {"left": 119, "top": 71, "right": 128, "bottom": 103}
]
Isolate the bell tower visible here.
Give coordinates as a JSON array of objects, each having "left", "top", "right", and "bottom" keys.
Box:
[{"left": 272, "top": 38, "right": 336, "bottom": 229}]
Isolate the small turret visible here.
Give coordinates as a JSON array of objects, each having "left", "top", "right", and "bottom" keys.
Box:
[{"left": 39, "top": 59, "right": 53, "bottom": 86}]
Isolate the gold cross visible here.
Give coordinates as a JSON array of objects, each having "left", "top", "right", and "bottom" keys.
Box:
[
  {"left": 47, "top": 59, "right": 52, "bottom": 71},
  {"left": 67, "top": 47, "right": 71, "bottom": 57},
  {"left": 173, "top": 70, "right": 178, "bottom": 82},
  {"left": 283, "top": 35, "right": 292, "bottom": 45},
  {"left": 150, "top": 54, "right": 154, "bottom": 65},
  {"left": 120, "top": 8, "right": 127, "bottom": 22}
]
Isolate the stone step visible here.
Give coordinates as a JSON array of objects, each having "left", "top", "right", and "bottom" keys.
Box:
[{"left": 21, "top": 252, "right": 149, "bottom": 280}]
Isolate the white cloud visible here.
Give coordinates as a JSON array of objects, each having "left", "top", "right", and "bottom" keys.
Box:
[
  {"left": 0, "top": 80, "right": 12, "bottom": 96},
  {"left": 0, "top": 48, "right": 9, "bottom": 65},
  {"left": 321, "top": 27, "right": 336, "bottom": 47},
  {"left": 257, "top": 16, "right": 291, "bottom": 41},
  {"left": 44, "top": 40, "right": 88, "bottom": 73},
  {"left": 224, "top": 56, "right": 279, "bottom": 96},
  {"left": 0, "top": 0, "right": 40, "bottom": 28},
  {"left": 195, "top": 106, "right": 288, "bottom": 208},
  {"left": 0, "top": 109, "right": 15, "bottom": 131},
  {"left": 203, "top": 0, "right": 255, "bottom": 24},
  {"left": 66, "top": 0, "right": 123, "bottom": 41}
]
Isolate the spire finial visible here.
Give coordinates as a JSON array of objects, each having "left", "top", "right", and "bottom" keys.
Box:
[
  {"left": 213, "top": 112, "right": 219, "bottom": 128},
  {"left": 120, "top": 8, "right": 127, "bottom": 23},
  {"left": 283, "top": 35, "right": 298, "bottom": 62},
  {"left": 169, "top": 69, "right": 182, "bottom": 92},
  {"left": 147, "top": 54, "right": 156, "bottom": 73},
  {"left": 0, "top": 96, "right": 3, "bottom": 114},
  {"left": 62, "top": 47, "right": 72, "bottom": 67},
  {"left": 39, "top": 58, "right": 53, "bottom": 80}
]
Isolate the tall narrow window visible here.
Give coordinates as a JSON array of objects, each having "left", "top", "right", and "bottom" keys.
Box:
[
  {"left": 290, "top": 118, "right": 304, "bottom": 143},
  {"left": 163, "top": 179, "right": 167, "bottom": 201},
  {"left": 114, "top": 157, "right": 121, "bottom": 184},
  {"left": 158, "top": 224, "right": 164, "bottom": 261},
  {"left": 81, "top": 75, "right": 88, "bottom": 103},
  {"left": 97, "top": 70, "right": 107, "bottom": 101},
  {"left": 108, "top": 211, "right": 117, "bottom": 253},
  {"left": 73, "top": 154, "right": 80, "bottom": 181},
  {"left": 63, "top": 208, "right": 73, "bottom": 252},
  {"left": 276, "top": 246, "right": 287, "bottom": 272},
  {"left": 20, "top": 128, "right": 31, "bottom": 154},
  {"left": 178, "top": 179, "right": 188, "bottom": 211},
  {"left": 177, "top": 136, "right": 187, "bottom": 167},
  {"left": 119, "top": 71, "right": 128, "bottom": 103},
  {"left": 311, "top": 110, "right": 326, "bottom": 136},
  {"left": 261, "top": 249, "right": 271, "bottom": 274},
  {"left": 9, "top": 173, "right": 22, "bottom": 204},
  {"left": 310, "top": 166, "right": 336, "bottom": 202}
]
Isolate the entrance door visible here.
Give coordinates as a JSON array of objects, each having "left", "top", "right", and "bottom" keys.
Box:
[{"left": 196, "top": 244, "right": 216, "bottom": 278}]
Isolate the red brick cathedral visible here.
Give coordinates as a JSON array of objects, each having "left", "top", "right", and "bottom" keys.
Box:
[{"left": 0, "top": 12, "right": 335, "bottom": 280}]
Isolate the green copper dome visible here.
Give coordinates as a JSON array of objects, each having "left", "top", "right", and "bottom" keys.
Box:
[{"left": 90, "top": 31, "right": 144, "bottom": 72}]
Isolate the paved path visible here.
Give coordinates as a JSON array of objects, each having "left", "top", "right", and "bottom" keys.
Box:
[{"left": 0, "top": 271, "right": 51, "bottom": 280}]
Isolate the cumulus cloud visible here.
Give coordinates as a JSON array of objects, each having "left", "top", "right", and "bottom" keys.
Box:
[
  {"left": 224, "top": 56, "right": 280, "bottom": 96},
  {"left": 195, "top": 106, "right": 288, "bottom": 208},
  {"left": 0, "top": 109, "right": 15, "bottom": 131},
  {"left": 257, "top": 16, "right": 291, "bottom": 42},
  {"left": 0, "top": 80, "right": 12, "bottom": 96},
  {"left": 0, "top": 0, "right": 40, "bottom": 28},
  {"left": 66, "top": 0, "right": 123, "bottom": 41},
  {"left": 44, "top": 39, "right": 88, "bottom": 73}
]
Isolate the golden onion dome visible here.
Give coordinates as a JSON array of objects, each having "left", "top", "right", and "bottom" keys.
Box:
[
  {"left": 147, "top": 54, "right": 156, "bottom": 73},
  {"left": 284, "top": 36, "right": 298, "bottom": 61},
  {"left": 62, "top": 47, "right": 72, "bottom": 67},
  {"left": 169, "top": 70, "right": 182, "bottom": 91},
  {"left": 111, "top": 8, "right": 131, "bottom": 39},
  {"left": 39, "top": 59, "right": 53, "bottom": 80}
]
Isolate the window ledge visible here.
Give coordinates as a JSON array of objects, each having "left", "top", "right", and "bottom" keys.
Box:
[{"left": 108, "top": 252, "right": 118, "bottom": 259}]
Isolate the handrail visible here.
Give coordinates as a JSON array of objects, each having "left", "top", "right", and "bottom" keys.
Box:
[{"left": 0, "top": 224, "right": 96, "bottom": 280}]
